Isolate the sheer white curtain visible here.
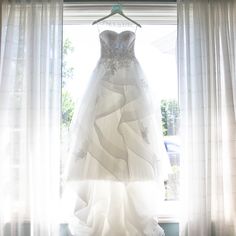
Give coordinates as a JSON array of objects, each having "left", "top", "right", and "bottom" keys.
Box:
[
  {"left": 0, "top": 0, "right": 62, "bottom": 235},
  {"left": 178, "top": 0, "right": 236, "bottom": 235}
]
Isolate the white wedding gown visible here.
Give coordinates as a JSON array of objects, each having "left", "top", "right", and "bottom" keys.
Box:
[{"left": 64, "top": 30, "right": 168, "bottom": 236}]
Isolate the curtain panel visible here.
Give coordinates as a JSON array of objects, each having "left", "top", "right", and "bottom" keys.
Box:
[
  {"left": 0, "top": 0, "right": 62, "bottom": 235},
  {"left": 178, "top": 0, "right": 236, "bottom": 235}
]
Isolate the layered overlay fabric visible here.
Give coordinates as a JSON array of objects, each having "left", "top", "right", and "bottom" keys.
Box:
[{"left": 63, "top": 30, "right": 169, "bottom": 236}]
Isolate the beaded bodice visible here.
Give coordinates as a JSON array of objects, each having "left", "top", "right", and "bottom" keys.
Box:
[{"left": 99, "top": 30, "right": 136, "bottom": 59}]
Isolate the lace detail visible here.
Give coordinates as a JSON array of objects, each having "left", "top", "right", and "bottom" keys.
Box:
[
  {"left": 98, "top": 57, "right": 135, "bottom": 76},
  {"left": 99, "top": 30, "right": 135, "bottom": 55},
  {"left": 99, "top": 30, "right": 136, "bottom": 75},
  {"left": 100, "top": 37, "right": 135, "bottom": 59}
]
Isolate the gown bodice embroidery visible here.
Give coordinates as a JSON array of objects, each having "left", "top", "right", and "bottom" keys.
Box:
[{"left": 99, "top": 30, "right": 136, "bottom": 59}]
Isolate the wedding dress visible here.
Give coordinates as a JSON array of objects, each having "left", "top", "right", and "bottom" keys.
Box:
[{"left": 64, "top": 30, "right": 168, "bottom": 236}]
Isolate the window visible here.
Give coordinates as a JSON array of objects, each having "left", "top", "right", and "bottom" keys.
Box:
[{"left": 62, "top": 2, "right": 179, "bottom": 222}]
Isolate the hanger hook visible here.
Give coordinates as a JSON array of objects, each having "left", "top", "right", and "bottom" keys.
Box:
[{"left": 111, "top": 3, "right": 123, "bottom": 14}]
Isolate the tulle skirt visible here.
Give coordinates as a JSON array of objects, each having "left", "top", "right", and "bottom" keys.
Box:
[
  {"left": 63, "top": 58, "right": 169, "bottom": 235},
  {"left": 62, "top": 181, "right": 165, "bottom": 236}
]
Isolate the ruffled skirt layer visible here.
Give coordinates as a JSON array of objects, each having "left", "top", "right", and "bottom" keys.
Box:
[
  {"left": 63, "top": 59, "right": 169, "bottom": 235},
  {"left": 62, "top": 181, "right": 165, "bottom": 236}
]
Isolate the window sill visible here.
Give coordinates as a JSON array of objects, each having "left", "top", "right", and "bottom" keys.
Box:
[
  {"left": 158, "top": 216, "right": 179, "bottom": 223},
  {"left": 158, "top": 200, "right": 180, "bottom": 223}
]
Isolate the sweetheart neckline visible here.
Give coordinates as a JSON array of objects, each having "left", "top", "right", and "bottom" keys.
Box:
[{"left": 99, "top": 30, "right": 136, "bottom": 37}]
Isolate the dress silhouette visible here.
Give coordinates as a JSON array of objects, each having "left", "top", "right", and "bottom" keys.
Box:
[{"left": 64, "top": 30, "right": 168, "bottom": 236}]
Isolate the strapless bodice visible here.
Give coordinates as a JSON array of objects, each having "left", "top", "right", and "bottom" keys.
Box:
[{"left": 99, "top": 30, "right": 136, "bottom": 59}]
